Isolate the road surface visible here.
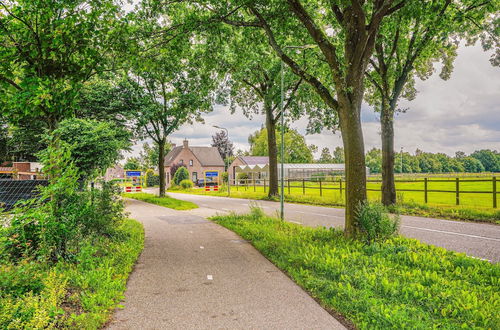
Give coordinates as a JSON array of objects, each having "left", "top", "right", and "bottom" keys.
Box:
[
  {"left": 107, "top": 199, "right": 345, "bottom": 329},
  {"left": 161, "top": 191, "right": 500, "bottom": 263}
]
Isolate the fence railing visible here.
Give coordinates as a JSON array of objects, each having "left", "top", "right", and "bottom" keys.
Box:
[
  {"left": 229, "top": 176, "right": 498, "bottom": 208},
  {"left": 0, "top": 179, "right": 48, "bottom": 211}
]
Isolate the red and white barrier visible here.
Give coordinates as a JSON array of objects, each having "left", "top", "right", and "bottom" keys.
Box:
[
  {"left": 125, "top": 186, "right": 142, "bottom": 193},
  {"left": 205, "top": 185, "right": 219, "bottom": 192}
]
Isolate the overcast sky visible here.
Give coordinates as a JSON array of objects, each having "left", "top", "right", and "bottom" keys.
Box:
[{"left": 126, "top": 43, "right": 499, "bottom": 159}]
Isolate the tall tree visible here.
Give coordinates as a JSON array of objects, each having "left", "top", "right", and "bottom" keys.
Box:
[
  {"left": 365, "top": 0, "right": 499, "bottom": 205},
  {"left": 194, "top": 0, "right": 411, "bottom": 236},
  {"left": 129, "top": 7, "right": 216, "bottom": 197},
  {"left": 211, "top": 130, "right": 234, "bottom": 166},
  {"left": 249, "top": 127, "right": 315, "bottom": 163},
  {"left": 0, "top": 0, "right": 125, "bottom": 129},
  {"left": 207, "top": 25, "right": 321, "bottom": 197},
  {"left": 318, "top": 147, "right": 333, "bottom": 163}
]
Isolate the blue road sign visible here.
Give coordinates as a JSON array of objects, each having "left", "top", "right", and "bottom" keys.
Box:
[
  {"left": 126, "top": 171, "right": 142, "bottom": 177},
  {"left": 205, "top": 171, "right": 218, "bottom": 177}
]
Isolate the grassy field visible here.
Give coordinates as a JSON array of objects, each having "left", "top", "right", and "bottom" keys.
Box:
[
  {"left": 169, "top": 175, "right": 500, "bottom": 223},
  {"left": 212, "top": 210, "right": 500, "bottom": 329},
  {"left": 122, "top": 192, "right": 198, "bottom": 210},
  {"left": 0, "top": 218, "right": 144, "bottom": 329}
]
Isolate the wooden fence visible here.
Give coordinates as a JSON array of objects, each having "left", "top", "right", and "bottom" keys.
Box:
[{"left": 231, "top": 176, "right": 498, "bottom": 208}]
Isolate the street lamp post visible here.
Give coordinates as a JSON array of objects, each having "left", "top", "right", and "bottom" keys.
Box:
[
  {"left": 279, "top": 44, "right": 317, "bottom": 221},
  {"left": 213, "top": 125, "right": 230, "bottom": 196},
  {"left": 400, "top": 147, "right": 404, "bottom": 174}
]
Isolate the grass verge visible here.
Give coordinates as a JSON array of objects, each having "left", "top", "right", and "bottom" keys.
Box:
[
  {"left": 0, "top": 218, "right": 144, "bottom": 329},
  {"left": 123, "top": 192, "right": 198, "bottom": 210},
  {"left": 171, "top": 188, "right": 500, "bottom": 224},
  {"left": 211, "top": 210, "right": 500, "bottom": 329}
]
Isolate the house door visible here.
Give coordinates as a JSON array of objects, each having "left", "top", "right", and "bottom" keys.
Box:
[{"left": 192, "top": 172, "right": 197, "bottom": 182}]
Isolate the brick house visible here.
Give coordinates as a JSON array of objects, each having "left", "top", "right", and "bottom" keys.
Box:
[{"left": 164, "top": 140, "right": 225, "bottom": 186}]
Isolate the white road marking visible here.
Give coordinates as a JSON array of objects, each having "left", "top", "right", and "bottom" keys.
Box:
[
  {"left": 402, "top": 225, "right": 500, "bottom": 242},
  {"left": 293, "top": 210, "right": 343, "bottom": 219},
  {"left": 207, "top": 275, "right": 213, "bottom": 280},
  {"left": 200, "top": 246, "right": 204, "bottom": 249}
]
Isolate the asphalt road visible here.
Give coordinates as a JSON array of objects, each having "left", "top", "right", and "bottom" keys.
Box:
[
  {"left": 108, "top": 199, "right": 345, "bottom": 329},
  {"left": 162, "top": 191, "right": 500, "bottom": 263}
]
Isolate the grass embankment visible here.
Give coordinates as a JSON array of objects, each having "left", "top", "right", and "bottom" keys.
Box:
[
  {"left": 212, "top": 211, "right": 500, "bottom": 329},
  {"left": 0, "top": 218, "right": 144, "bottom": 329},
  {"left": 170, "top": 187, "right": 500, "bottom": 224},
  {"left": 123, "top": 192, "right": 198, "bottom": 210}
]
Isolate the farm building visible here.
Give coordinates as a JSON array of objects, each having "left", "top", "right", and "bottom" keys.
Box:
[
  {"left": 164, "top": 139, "right": 225, "bottom": 186},
  {"left": 229, "top": 156, "right": 370, "bottom": 182}
]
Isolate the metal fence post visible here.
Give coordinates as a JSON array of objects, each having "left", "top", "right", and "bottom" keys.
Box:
[
  {"left": 424, "top": 178, "right": 428, "bottom": 204},
  {"left": 264, "top": 179, "right": 266, "bottom": 193},
  {"left": 254, "top": 178, "right": 256, "bottom": 192},
  {"left": 456, "top": 177, "right": 460, "bottom": 206},
  {"left": 288, "top": 179, "right": 291, "bottom": 194},
  {"left": 319, "top": 179, "right": 322, "bottom": 197},
  {"left": 302, "top": 179, "right": 305, "bottom": 195},
  {"left": 493, "top": 176, "right": 497, "bottom": 209}
]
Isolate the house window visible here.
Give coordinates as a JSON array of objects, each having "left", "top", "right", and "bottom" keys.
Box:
[
  {"left": 189, "top": 160, "right": 193, "bottom": 166},
  {"left": 179, "top": 160, "right": 183, "bottom": 165},
  {"left": 192, "top": 172, "right": 197, "bottom": 182}
]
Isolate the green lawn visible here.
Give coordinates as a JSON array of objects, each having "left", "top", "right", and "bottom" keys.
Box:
[
  {"left": 212, "top": 210, "right": 500, "bottom": 329},
  {"left": 0, "top": 218, "right": 144, "bottom": 329},
  {"left": 123, "top": 192, "right": 198, "bottom": 210}
]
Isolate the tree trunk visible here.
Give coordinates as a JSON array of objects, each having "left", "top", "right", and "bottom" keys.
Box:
[
  {"left": 158, "top": 138, "right": 166, "bottom": 197},
  {"left": 381, "top": 102, "right": 396, "bottom": 206},
  {"left": 265, "top": 101, "right": 279, "bottom": 197},
  {"left": 338, "top": 101, "right": 367, "bottom": 238}
]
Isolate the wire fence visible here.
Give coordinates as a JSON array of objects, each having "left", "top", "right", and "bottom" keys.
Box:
[
  {"left": 0, "top": 179, "right": 49, "bottom": 211},
  {"left": 230, "top": 176, "right": 499, "bottom": 209}
]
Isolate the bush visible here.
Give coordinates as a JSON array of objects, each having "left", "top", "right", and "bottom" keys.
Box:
[
  {"left": 145, "top": 169, "right": 159, "bottom": 187},
  {"left": 173, "top": 167, "right": 189, "bottom": 185},
  {"left": 356, "top": 201, "right": 399, "bottom": 243},
  {"left": 179, "top": 179, "right": 193, "bottom": 189},
  {"left": 221, "top": 171, "right": 228, "bottom": 183},
  {"left": 237, "top": 172, "right": 249, "bottom": 184},
  {"left": 1, "top": 140, "right": 124, "bottom": 262}
]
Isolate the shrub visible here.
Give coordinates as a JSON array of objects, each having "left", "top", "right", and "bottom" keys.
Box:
[
  {"left": 237, "top": 172, "right": 249, "bottom": 184},
  {"left": 145, "top": 169, "right": 159, "bottom": 187},
  {"left": 169, "top": 163, "right": 186, "bottom": 179},
  {"left": 173, "top": 167, "right": 189, "bottom": 185},
  {"left": 356, "top": 201, "right": 399, "bottom": 243},
  {"left": 221, "top": 172, "right": 228, "bottom": 183},
  {"left": 179, "top": 179, "right": 193, "bottom": 189}
]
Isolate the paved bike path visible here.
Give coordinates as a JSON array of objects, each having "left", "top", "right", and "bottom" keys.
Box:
[{"left": 107, "top": 199, "right": 345, "bottom": 329}]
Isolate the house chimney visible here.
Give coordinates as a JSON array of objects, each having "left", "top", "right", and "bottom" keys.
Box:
[{"left": 183, "top": 139, "right": 189, "bottom": 149}]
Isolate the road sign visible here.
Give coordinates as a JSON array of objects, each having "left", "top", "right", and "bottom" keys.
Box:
[
  {"left": 205, "top": 171, "right": 218, "bottom": 177},
  {"left": 126, "top": 171, "right": 142, "bottom": 177}
]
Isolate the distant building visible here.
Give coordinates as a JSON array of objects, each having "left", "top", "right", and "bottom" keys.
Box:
[
  {"left": 0, "top": 162, "right": 43, "bottom": 180},
  {"left": 164, "top": 139, "right": 225, "bottom": 186},
  {"left": 105, "top": 164, "right": 125, "bottom": 181},
  {"left": 229, "top": 156, "right": 370, "bottom": 181}
]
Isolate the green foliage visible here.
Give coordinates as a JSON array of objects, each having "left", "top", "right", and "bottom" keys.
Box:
[
  {"left": 460, "top": 157, "right": 485, "bottom": 173},
  {"left": 122, "top": 192, "right": 197, "bottom": 210},
  {"left": 249, "top": 127, "right": 315, "bottom": 163},
  {"left": 145, "top": 169, "right": 160, "bottom": 187},
  {"left": 0, "top": 219, "right": 144, "bottom": 329},
  {"left": 124, "top": 157, "right": 141, "bottom": 170},
  {"left": 179, "top": 179, "right": 194, "bottom": 189},
  {"left": 173, "top": 167, "right": 189, "bottom": 186},
  {"left": 356, "top": 202, "right": 400, "bottom": 243},
  {"left": 0, "top": 0, "right": 125, "bottom": 127},
  {"left": 1, "top": 140, "right": 124, "bottom": 262},
  {"left": 471, "top": 150, "right": 500, "bottom": 172},
  {"left": 212, "top": 212, "right": 500, "bottom": 329},
  {"left": 52, "top": 118, "right": 132, "bottom": 180}
]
